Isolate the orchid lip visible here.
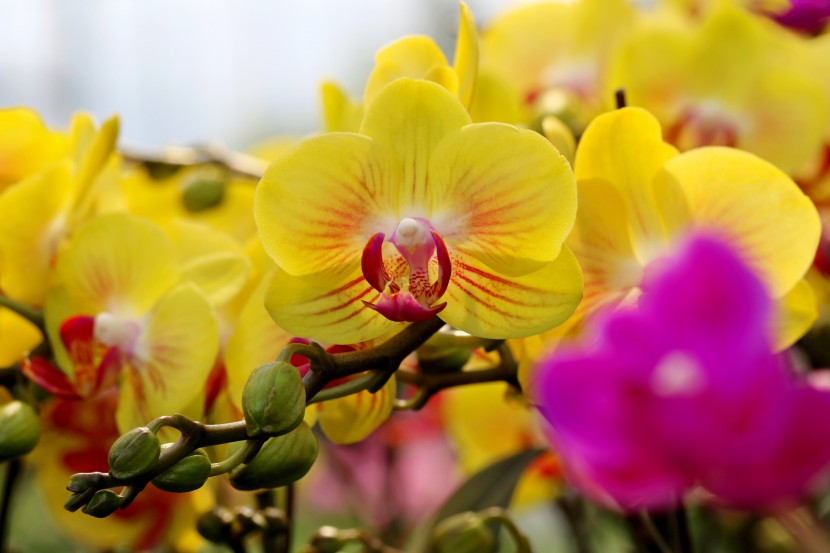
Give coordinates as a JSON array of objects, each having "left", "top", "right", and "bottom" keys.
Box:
[{"left": 360, "top": 219, "right": 453, "bottom": 323}]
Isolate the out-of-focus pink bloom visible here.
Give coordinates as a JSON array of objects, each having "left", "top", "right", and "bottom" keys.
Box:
[
  {"left": 306, "top": 401, "right": 460, "bottom": 532},
  {"left": 536, "top": 234, "right": 830, "bottom": 512},
  {"left": 769, "top": 0, "right": 830, "bottom": 34}
]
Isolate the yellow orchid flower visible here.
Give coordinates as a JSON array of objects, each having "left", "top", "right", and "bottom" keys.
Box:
[
  {"left": 609, "top": 5, "right": 828, "bottom": 175},
  {"left": 478, "top": 0, "right": 635, "bottom": 129},
  {"left": 320, "top": 3, "right": 479, "bottom": 132},
  {"left": 0, "top": 112, "right": 120, "bottom": 306},
  {"left": 256, "top": 78, "right": 582, "bottom": 344},
  {"left": 0, "top": 107, "right": 67, "bottom": 191},
  {"left": 30, "top": 213, "right": 219, "bottom": 432},
  {"left": 541, "top": 108, "right": 819, "bottom": 382}
]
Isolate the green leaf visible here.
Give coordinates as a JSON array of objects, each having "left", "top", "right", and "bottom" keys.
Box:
[{"left": 408, "top": 448, "right": 546, "bottom": 553}]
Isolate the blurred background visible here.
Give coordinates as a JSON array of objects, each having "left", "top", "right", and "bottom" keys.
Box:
[{"left": 0, "top": 0, "right": 524, "bottom": 150}]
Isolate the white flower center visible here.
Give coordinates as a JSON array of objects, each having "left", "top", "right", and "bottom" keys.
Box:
[
  {"left": 651, "top": 351, "right": 705, "bottom": 396},
  {"left": 394, "top": 217, "right": 430, "bottom": 252},
  {"left": 93, "top": 312, "right": 141, "bottom": 353}
]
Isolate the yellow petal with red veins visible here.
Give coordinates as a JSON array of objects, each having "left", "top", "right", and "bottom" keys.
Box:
[
  {"left": 255, "top": 133, "right": 399, "bottom": 279},
  {"left": 316, "top": 374, "right": 396, "bottom": 445},
  {"left": 440, "top": 246, "right": 583, "bottom": 340},
  {"left": 453, "top": 2, "right": 479, "bottom": 109},
  {"left": 0, "top": 308, "right": 42, "bottom": 366},
  {"left": 431, "top": 123, "right": 576, "bottom": 276},
  {"left": 575, "top": 108, "right": 679, "bottom": 265},
  {"left": 364, "top": 37, "right": 453, "bottom": 106},
  {"left": 225, "top": 274, "right": 293, "bottom": 408},
  {"left": 659, "top": 147, "right": 820, "bottom": 297},
  {"left": 360, "top": 79, "right": 471, "bottom": 215},
  {"left": 117, "top": 283, "right": 219, "bottom": 432},
  {"left": 0, "top": 107, "right": 67, "bottom": 188},
  {"left": 264, "top": 264, "right": 397, "bottom": 344},
  {"left": 0, "top": 161, "right": 75, "bottom": 305},
  {"left": 568, "top": 178, "right": 642, "bottom": 318},
  {"left": 58, "top": 213, "right": 179, "bottom": 317},
  {"left": 773, "top": 278, "right": 817, "bottom": 351}
]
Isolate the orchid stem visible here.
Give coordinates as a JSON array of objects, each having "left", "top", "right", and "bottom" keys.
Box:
[{"left": 0, "top": 295, "right": 43, "bottom": 331}]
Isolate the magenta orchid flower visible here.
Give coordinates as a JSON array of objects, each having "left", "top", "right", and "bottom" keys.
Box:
[{"left": 536, "top": 233, "right": 830, "bottom": 511}]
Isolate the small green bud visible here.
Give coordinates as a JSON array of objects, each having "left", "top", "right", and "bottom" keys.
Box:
[
  {"left": 242, "top": 361, "right": 306, "bottom": 438},
  {"left": 82, "top": 489, "right": 122, "bottom": 518},
  {"left": 64, "top": 491, "right": 92, "bottom": 512},
  {"left": 182, "top": 177, "right": 225, "bottom": 212},
  {"left": 151, "top": 445, "right": 211, "bottom": 493},
  {"left": 196, "top": 507, "right": 234, "bottom": 543},
  {"left": 229, "top": 422, "right": 318, "bottom": 491},
  {"left": 0, "top": 400, "right": 40, "bottom": 461},
  {"left": 430, "top": 512, "right": 495, "bottom": 553},
  {"left": 108, "top": 427, "right": 160, "bottom": 480},
  {"left": 66, "top": 473, "right": 101, "bottom": 493}
]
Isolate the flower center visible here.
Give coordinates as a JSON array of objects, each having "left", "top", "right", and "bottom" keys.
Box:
[
  {"left": 93, "top": 312, "right": 141, "bottom": 354},
  {"left": 651, "top": 351, "right": 706, "bottom": 396},
  {"left": 361, "top": 218, "right": 452, "bottom": 323}
]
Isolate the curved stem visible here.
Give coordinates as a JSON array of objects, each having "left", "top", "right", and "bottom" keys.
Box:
[
  {"left": 0, "top": 295, "right": 44, "bottom": 331},
  {"left": 209, "top": 439, "right": 262, "bottom": 477}
]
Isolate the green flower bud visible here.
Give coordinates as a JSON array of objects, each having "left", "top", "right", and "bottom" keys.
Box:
[
  {"left": 108, "top": 427, "right": 160, "bottom": 480},
  {"left": 242, "top": 361, "right": 306, "bottom": 438},
  {"left": 0, "top": 400, "right": 40, "bottom": 461},
  {"left": 196, "top": 507, "right": 234, "bottom": 543},
  {"left": 229, "top": 422, "right": 318, "bottom": 491},
  {"left": 151, "top": 445, "right": 211, "bottom": 493},
  {"left": 82, "top": 489, "right": 122, "bottom": 518},
  {"left": 182, "top": 177, "right": 225, "bottom": 212},
  {"left": 430, "top": 512, "right": 495, "bottom": 553},
  {"left": 66, "top": 473, "right": 102, "bottom": 493}
]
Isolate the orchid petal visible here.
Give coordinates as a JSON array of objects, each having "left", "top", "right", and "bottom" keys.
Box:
[
  {"left": 0, "top": 308, "right": 42, "bottom": 366},
  {"left": 431, "top": 123, "right": 576, "bottom": 276},
  {"left": 57, "top": 213, "right": 179, "bottom": 317},
  {"left": 317, "top": 374, "right": 396, "bottom": 444},
  {"left": 264, "top": 265, "right": 397, "bottom": 345},
  {"left": 575, "top": 108, "right": 679, "bottom": 265},
  {"left": 453, "top": 2, "right": 479, "bottom": 109},
  {"left": 0, "top": 162, "right": 74, "bottom": 305},
  {"left": 320, "top": 81, "right": 363, "bottom": 133},
  {"left": 0, "top": 107, "right": 66, "bottom": 188},
  {"left": 255, "top": 133, "right": 399, "bottom": 279},
  {"left": 224, "top": 274, "right": 293, "bottom": 408},
  {"left": 360, "top": 79, "right": 471, "bottom": 215},
  {"left": 117, "top": 284, "right": 218, "bottom": 432},
  {"left": 773, "top": 279, "right": 817, "bottom": 351},
  {"left": 659, "top": 147, "right": 820, "bottom": 297},
  {"left": 440, "top": 246, "right": 583, "bottom": 339},
  {"left": 364, "top": 37, "right": 453, "bottom": 106}
]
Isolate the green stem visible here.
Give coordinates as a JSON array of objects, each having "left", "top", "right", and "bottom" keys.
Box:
[
  {"left": 306, "top": 372, "right": 378, "bottom": 405},
  {"left": 480, "top": 507, "right": 533, "bottom": 553},
  {"left": 209, "top": 439, "right": 262, "bottom": 477},
  {"left": 0, "top": 295, "right": 43, "bottom": 331}
]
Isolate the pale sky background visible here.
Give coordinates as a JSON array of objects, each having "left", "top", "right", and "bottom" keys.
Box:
[{"left": 0, "top": 0, "right": 535, "bottom": 150}]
